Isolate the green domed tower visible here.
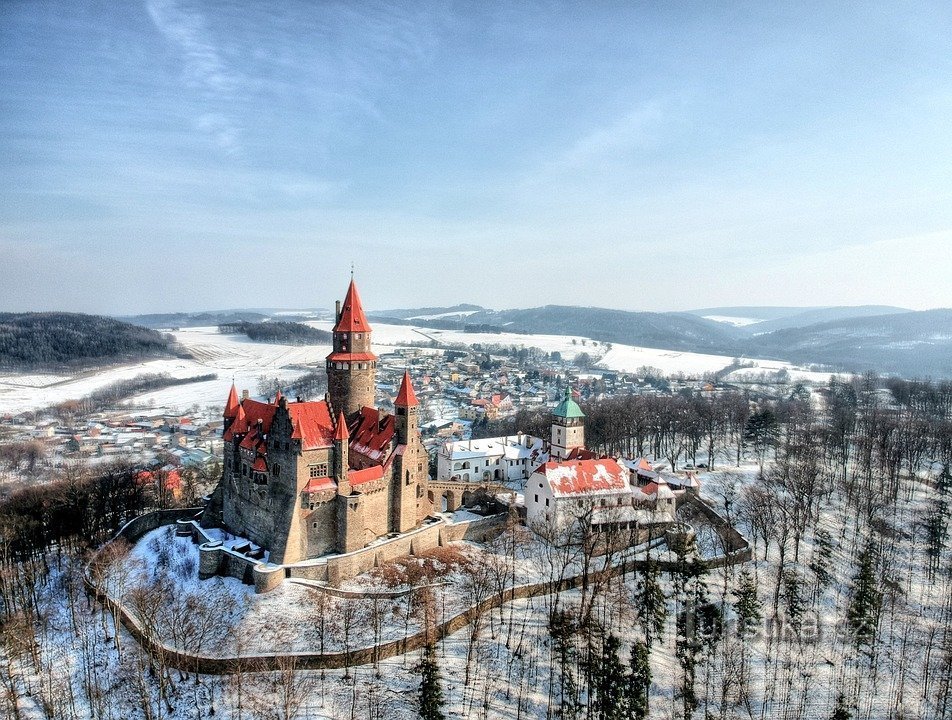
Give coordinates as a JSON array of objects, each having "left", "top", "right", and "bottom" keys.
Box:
[{"left": 550, "top": 387, "right": 585, "bottom": 460}]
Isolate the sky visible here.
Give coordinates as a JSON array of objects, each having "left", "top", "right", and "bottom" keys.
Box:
[{"left": 1, "top": 1, "right": 951, "bottom": 315}]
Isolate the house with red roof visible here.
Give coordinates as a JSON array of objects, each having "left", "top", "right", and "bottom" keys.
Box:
[{"left": 204, "top": 277, "right": 431, "bottom": 565}]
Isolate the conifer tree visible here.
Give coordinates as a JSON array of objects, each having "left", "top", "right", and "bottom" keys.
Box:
[
  {"left": 626, "top": 640, "right": 651, "bottom": 720},
  {"left": 809, "top": 528, "right": 834, "bottom": 594},
  {"left": 781, "top": 568, "right": 805, "bottom": 626},
  {"left": 830, "top": 692, "right": 852, "bottom": 720},
  {"left": 592, "top": 634, "right": 626, "bottom": 720},
  {"left": 640, "top": 561, "right": 667, "bottom": 649},
  {"left": 734, "top": 569, "right": 761, "bottom": 638},
  {"left": 416, "top": 643, "right": 445, "bottom": 720},
  {"left": 846, "top": 543, "right": 882, "bottom": 650}
]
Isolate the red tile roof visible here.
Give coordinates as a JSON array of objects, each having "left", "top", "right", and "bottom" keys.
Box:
[
  {"left": 395, "top": 371, "right": 418, "bottom": 407},
  {"left": 334, "top": 411, "right": 349, "bottom": 441},
  {"left": 223, "top": 384, "right": 240, "bottom": 418},
  {"left": 349, "top": 406, "right": 395, "bottom": 464},
  {"left": 304, "top": 476, "right": 335, "bottom": 493},
  {"left": 287, "top": 401, "right": 335, "bottom": 450},
  {"left": 222, "top": 396, "right": 334, "bottom": 451},
  {"left": 333, "top": 278, "right": 372, "bottom": 334},
  {"left": 326, "top": 352, "right": 377, "bottom": 362},
  {"left": 350, "top": 465, "right": 384, "bottom": 486},
  {"left": 540, "top": 458, "right": 629, "bottom": 497}
]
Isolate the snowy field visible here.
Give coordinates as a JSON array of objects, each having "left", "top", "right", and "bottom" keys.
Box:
[
  {"left": 0, "top": 327, "right": 331, "bottom": 415},
  {"left": 0, "top": 321, "right": 832, "bottom": 415}
]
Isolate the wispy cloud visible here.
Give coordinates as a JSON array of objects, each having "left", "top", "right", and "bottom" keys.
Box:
[
  {"left": 556, "top": 99, "right": 672, "bottom": 171},
  {"left": 146, "top": 0, "right": 243, "bottom": 154}
]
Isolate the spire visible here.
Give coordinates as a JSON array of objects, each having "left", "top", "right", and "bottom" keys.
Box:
[
  {"left": 333, "top": 411, "right": 349, "bottom": 441},
  {"left": 223, "top": 383, "right": 240, "bottom": 418},
  {"left": 232, "top": 402, "right": 249, "bottom": 433},
  {"left": 274, "top": 389, "right": 282, "bottom": 405},
  {"left": 395, "top": 370, "right": 418, "bottom": 407},
  {"left": 333, "top": 278, "right": 372, "bottom": 333}
]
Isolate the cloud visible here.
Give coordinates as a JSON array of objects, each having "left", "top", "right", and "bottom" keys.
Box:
[
  {"left": 558, "top": 99, "right": 670, "bottom": 170},
  {"left": 146, "top": 0, "right": 243, "bottom": 154}
]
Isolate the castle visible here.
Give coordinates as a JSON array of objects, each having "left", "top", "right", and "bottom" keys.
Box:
[{"left": 206, "top": 278, "right": 431, "bottom": 564}]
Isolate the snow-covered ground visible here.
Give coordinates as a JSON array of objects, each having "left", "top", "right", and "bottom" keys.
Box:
[
  {"left": 0, "top": 326, "right": 331, "bottom": 414},
  {"left": 0, "top": 321, "right": 832, "bottom": 415}
]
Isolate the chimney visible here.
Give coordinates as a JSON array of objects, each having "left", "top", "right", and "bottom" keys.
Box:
[
  {"left": 335, "top": 300, "right": 341, "bottom": 323},
  {"left": 241, "top": 389, "right": 249, "bottom": 401}
]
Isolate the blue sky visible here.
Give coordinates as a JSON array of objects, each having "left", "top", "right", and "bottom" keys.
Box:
[{"left": 1, "top": 1, "right": 951, "bottom": 314}]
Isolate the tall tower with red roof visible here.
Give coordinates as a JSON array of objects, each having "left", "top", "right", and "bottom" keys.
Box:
[
  {"left": 391, "top": 371, "right": 428, "bottom": 531},
  {"left": 326, "top": 278, "right": 377, "bottom": 417}
]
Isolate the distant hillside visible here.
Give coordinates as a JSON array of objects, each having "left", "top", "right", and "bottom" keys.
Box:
[
  {"left": 686, "top": 306, "right": 823, "bottom": 322},
  {"left": 0, "top": 313, "right": 186, "bottom": 370},
  {"left": 375, "top": 304, "right": 485, "bottom": 321},
  {"left": 122, "top": 311, "right": 268, "bottom": 329},
  {"left": 369, "top": 305, "right": 745, "bottom": 353},
  {"left": 739, "top": 305, "right": 909, "bottom": 334},
  {"left": 749, "top": 309, "right": 952, "bottom": 377},
  {"left": 218, "top": 321, "right": 332, "bottom": 345}
]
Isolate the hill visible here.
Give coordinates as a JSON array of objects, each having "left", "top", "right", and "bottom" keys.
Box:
[
  {"left": 121, "top": 311, "right": 269, "bottom": 329},
  {"left": 686, "top": 305, "right": 909, "bottom": 332},
  {"left": 0, "top": 313, "right": 186, "bottom": 370},
  {"left": 218, "top": 321, "right": 332, "bottom": 345},
  {"left": 749, "top": 309, "right": 952, "bottom": 376}
]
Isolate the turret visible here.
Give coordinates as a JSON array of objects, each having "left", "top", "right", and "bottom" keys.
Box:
[
  {"left": 394, "top": 370, "right": 418, "bottom": 445},
  {"left": 223, "top": 383, "right": 240, "bottom": 431},
  {"left": 333, "top": 411, "right": 350, "bottom": 496}
]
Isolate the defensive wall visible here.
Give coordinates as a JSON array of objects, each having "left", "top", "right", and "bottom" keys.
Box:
[
  {"left": 84, "top": 494, "right": 749, "bottom": 674},
  {"left": 185, "top": 510, "right": 509, "bottom": 592},
  {"left": 85, "top": 499, "right": 751, "bottom": 675}
]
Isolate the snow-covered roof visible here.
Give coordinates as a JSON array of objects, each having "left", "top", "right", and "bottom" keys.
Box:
[
  {"left": 442, "top": 434, "right": 544, "bottom": 461},
  {"left": 537, "top": 458, "right": 629, "bottom": 497}
]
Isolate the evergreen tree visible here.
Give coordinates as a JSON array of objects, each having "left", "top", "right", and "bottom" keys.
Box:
[
  {"left": 640, "top": 560, "right": 667, "bottom": 649},
  {"left": 416, "top": 643, "right": 445, "bottom": 720},
  {"left": 592, "top": 634, "right": 627, "bottom": 720},
  {"left": 846, "top": 543, "right": 882, "bottom": 650},
  {"left": 830, "top": 692, "right": 852, "bottom": 720},
  {"left": 924, "top": 506, "right": 948, "bottom": 576},
  {"left": 625, "top": 641, "right": 651, "bottom": 720},
  {"left": 810, "top": 529, "right": 835, "bottom": 593},
  {"left": 744, "top": 408, "right": 779, "bottom": 468},
  {"left": 734, "top": 569, "right": 762, "bottom": 638},
  {"left": 938, "top": 463, "right": 952, "bottom": 496},
  {"left": 782, "top": 568, "right": 806, "bottom": 626}
]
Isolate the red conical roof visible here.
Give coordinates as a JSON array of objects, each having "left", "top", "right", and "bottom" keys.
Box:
[
  {"left": 333, "top": 411, "right": 349, "bottom": 441},
  {"left": 231, "top": 403, "right": 248, "bottom": 434},
  {"left": 223, "top": 384, "right": 240, "bottom": 418},
  {"left": 395, "top": 370, "right": 418, "bottom": 407},
  {"left": 333, "top": 278, "right": 371, "bottom": 333},
  {"left": 274, "top": 389, "right": 282, "bottom": 404}
]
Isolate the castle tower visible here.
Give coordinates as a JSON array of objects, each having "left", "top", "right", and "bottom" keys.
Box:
[
  {"left": 391, "top": 371, "right": 428, "bottom": 531},
  {"left": 326, "top": 278, "right": 377, "bottom": 417},
  {"left": 550, "top": 387, "right": 585, "bottom": 460}
]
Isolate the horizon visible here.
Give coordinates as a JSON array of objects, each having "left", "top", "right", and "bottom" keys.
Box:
[{"left": 3, "top": 2, "right": 952, "bottom": 314}]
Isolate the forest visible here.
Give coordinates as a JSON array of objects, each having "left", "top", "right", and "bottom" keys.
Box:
[
  {"left": 217, "top": 321, "right": 332, "bottom": 346},
  {"left": 0, "top": 375, "right": 951, "bottom": 718},
  {"left": 0, "top": 313, "right": 185, "bottom": 370}
]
